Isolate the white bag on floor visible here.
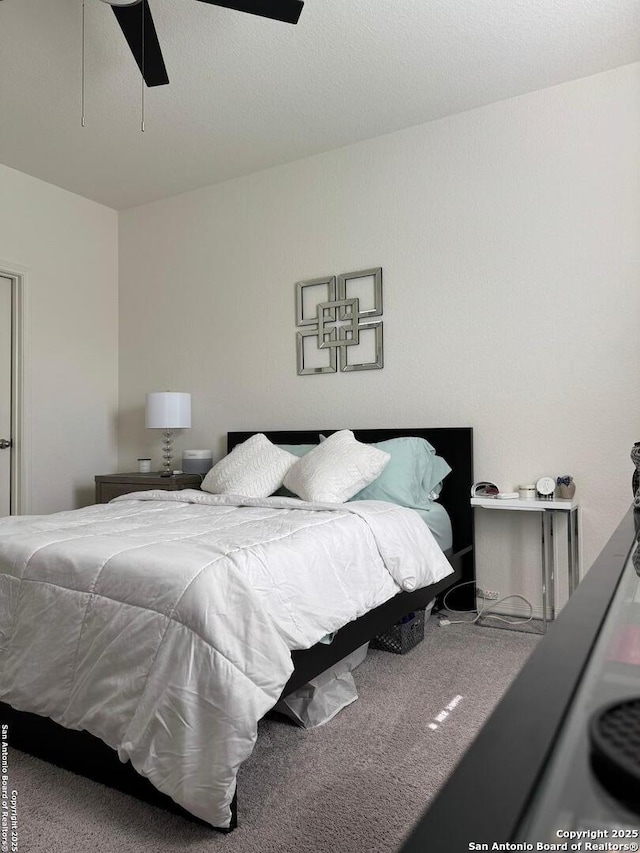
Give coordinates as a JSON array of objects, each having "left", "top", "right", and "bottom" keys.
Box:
[{"left": 274, "top": 643, "right": 369, "bottom": 728}]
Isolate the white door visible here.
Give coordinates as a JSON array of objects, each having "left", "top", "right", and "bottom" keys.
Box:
[{"left": 0, "top": 276, "right": 11, "bottom": 516}]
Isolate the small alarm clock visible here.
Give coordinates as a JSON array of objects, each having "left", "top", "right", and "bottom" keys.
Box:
[{"left": 536, "top": 476, "right": 556, "bottom": 499}]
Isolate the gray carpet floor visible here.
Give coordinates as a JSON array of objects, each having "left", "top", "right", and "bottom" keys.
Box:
[{"left": 8, "top": 618, "right": 538, "bottom": 853}]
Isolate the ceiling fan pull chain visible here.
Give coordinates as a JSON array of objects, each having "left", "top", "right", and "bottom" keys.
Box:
[
  {"left": 81, "top": 0, "right": 86, "bottom": 127},
  {"left": 140, "top": 0, "right": 145, "bottom": 132}
]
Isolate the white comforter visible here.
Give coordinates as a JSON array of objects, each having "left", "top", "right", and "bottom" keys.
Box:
[{"left": 0, "top": 490, "right": 452, "bottom": 828}]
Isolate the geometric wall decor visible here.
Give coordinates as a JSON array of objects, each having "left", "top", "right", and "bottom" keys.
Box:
[{"left": 295, "top": 268, "right": 383, "bottom": 375}]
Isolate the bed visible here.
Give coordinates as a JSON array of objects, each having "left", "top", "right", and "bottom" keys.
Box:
[{"left": 0, "top": 427, "right": 474, "bottom": 830}]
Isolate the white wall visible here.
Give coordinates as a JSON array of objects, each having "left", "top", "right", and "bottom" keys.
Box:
[
  {"left": 0, "top": 163, "right": 118, "bottom": 512},
  {"left": 118, "top": 63, "right": 640, "bottom": 614}
]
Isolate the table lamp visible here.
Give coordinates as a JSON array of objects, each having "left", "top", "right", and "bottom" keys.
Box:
[{"left": 145, "top": 392, "right": 191, "bottom": 476}]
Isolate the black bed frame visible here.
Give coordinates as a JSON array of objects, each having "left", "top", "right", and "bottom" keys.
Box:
[{"left": 0, "top": 427, "right": 474, "bottom": 831}]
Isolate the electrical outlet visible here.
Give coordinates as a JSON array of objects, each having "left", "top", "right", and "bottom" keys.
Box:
[{"left": 476, "top": 587, "right": 500, "bottom": 601}]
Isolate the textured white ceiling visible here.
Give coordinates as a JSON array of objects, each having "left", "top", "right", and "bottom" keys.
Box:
[{"left": 0, "top": 0, "right": 638, "bottom": 210}]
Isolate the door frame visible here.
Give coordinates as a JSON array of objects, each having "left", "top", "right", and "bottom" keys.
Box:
[{"left": 0, "top": 264, "right": 28, "bottom": 515}]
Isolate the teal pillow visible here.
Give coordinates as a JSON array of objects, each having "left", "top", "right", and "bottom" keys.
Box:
[
  {"left": 426, "top": 454, "right": 452, "bottom": 496},
  {"left": 349, "top": 437, "right": 451, "bottom": 505}
]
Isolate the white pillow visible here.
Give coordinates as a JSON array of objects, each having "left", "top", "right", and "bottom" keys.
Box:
[
  {"left": 201, "top": 434, "right": 297, "bottom": 498},
  {"left": 283, "top": 430, "right": 390, "bottom": 503}
]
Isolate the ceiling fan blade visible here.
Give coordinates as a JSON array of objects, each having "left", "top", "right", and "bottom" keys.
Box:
[
  {"left": 111, "top": 0, "right": 169, "bottom": 87},
  {"left": 195, "top": 0, "right": 304, "bottom": 25}
]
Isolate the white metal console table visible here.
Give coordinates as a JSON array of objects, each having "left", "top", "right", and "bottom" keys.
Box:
[{"left": 470, "top": 496, "right": 580, "bottom": 632}]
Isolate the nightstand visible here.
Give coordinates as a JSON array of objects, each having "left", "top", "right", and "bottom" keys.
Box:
[
  {"left": 95, "top": 473, "right": 203, "bottom": 504},
  {"left": 470, "top": 495, "right": 580, "bottom": 631}
]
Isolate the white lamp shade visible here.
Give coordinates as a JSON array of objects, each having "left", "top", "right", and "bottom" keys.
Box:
[{"left": 145, "top": 392, "right": 191, "bottom": 429}]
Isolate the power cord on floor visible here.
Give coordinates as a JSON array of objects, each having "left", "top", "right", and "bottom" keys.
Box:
[{"left": 437, "top": 580, "right": 534, "bottom": 627}]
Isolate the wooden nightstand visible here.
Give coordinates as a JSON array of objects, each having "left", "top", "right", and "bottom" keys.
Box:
[{"left": 95, "top": 473, "right": 203, "bottom": 504}]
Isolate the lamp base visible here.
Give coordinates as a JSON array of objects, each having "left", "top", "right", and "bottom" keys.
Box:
[{"left": 161, "top": 430, "right": 174, "bottom": 477}]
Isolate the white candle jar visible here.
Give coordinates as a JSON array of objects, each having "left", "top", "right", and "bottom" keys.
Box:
[{"left": 518, "top": 484, "right": 536, "bottom": 499}]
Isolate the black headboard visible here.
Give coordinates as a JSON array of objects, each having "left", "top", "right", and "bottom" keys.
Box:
[{"left": 227, "top": 428, "right": 473, "bottom": 554}]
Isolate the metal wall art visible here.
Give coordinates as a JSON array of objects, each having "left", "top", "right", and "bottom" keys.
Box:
[{"left": 295, "top": 268, "right": 383, "bottom": 375}]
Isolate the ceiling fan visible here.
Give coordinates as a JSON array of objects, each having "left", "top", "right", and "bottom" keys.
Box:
[{"left": 99, "top": 0, "right": 304, "bottom": 87}]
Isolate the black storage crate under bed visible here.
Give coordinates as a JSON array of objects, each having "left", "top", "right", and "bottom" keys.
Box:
[{"left": 371, "top": 608, "right": 426, "bottom": 654}]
